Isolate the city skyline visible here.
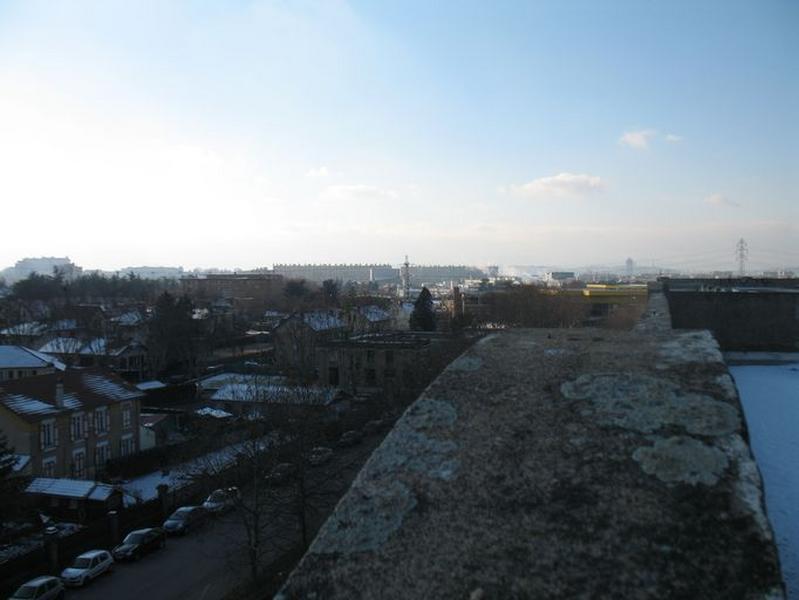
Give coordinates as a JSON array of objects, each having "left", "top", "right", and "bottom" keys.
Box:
[{"left": 0, "top": 1, "right": 796, "bottom": 270}]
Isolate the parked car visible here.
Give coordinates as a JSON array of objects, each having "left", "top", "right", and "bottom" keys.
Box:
[
  {"left": 337, "top": 430, "right": 364, "bottom": 448},
  {"left": 307, "top": 446, "right": 333, "bottom": 467},
  {"left": 202, "top": 487, "right": 240, "bottom": 514},
  {"left": 9, "top": 576, "right": 64, "bottom": 599},
  {"left": 163, "top": 506, "right": 208, "bottom": 535},
  {"left": 112, "top": 527, "right": 166, "bottom": 561},
  {"left": 60, "top": 549, "right": 114, "bottom": 587},
  {"left": 265, "top": 462, "right": 297, "bottom": 486}
]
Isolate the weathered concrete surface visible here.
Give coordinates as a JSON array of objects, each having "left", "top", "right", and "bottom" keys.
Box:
[{"left": 277, "top": 298, "right": 785, "bottom": 599}]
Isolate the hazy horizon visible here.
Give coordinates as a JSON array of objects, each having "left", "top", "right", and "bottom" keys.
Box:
[{"left": 1, "top": 1, "right": 796, "bottom": 271}]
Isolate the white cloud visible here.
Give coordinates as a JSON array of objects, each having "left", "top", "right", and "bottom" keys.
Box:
[
  {"left": 323, "top": 184, "right": 400, "bottom": 201},
  {"left": 619, "top": 129, "right": 658, "bottom": 149},
  {"left": 704, "top": 193, "right": 740, "bottom": 208},
  {"left": 665, "top": 133, "right": 683, "bottom": 143},
  {"left": 514, "top": 172, "right": 605, "bottom": 199},
  {"left": 305, "top": 166, "right": 330, "bottom": 178}
]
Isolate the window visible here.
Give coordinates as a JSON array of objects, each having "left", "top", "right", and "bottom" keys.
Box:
[
  {"left": 94, "top": 442, "right": 110, "bottom": 468},
  {"left": 71, "top": 449, "right": 86, "bottom": 478},
  {"left": 39, "top": 420, "right": 57, "bottom": 449},
  {"left": 120, "top": 434, "right": 134, "bottom": 457},
  {"left": 94, "top": 407, "right": 109, "bottom": 434},
  {"left": 122, "top": 405, "right": 132, "bottom": 430},
  {"left": 366, "top": 350, "right": 375, "bottom": 364},
  {"left": 385, "top": 350, "right": 394, "bottom": 365},
  {"left": 42, "top": 456, "right": 56, "bottom": 477},
  {"left": 366, "top": 368, "right": 376, "bottom": 386},
  {"left": 70, "top": 413, "right": 86, "bottom": 441}
]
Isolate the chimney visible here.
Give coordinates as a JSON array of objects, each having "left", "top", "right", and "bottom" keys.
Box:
[{"left": 55, "top": 378, "right": 64, "bottom": 408}]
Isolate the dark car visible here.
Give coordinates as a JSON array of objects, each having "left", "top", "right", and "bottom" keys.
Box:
[
  {"left": 265, "top": 462, "right": 297, "bottom": 486},
  {"left": 337, "top": 430, "right": 364, "bottom": 448},
  {"left": 112, "top": 528, "right": 166, "bottom": 561},
  {"left": 163, "top": 506, "right": 208, "bottom": 535},
  {"left": 202, "top": 487, "right": 240, "bottom": 514}
]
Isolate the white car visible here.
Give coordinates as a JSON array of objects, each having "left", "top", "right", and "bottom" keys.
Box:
[
  {"left": 60, "top": 549, "right": 114, "bottom": 587},
  {"left": 9, "top": 575, "right": 65, "bottom": 599}
]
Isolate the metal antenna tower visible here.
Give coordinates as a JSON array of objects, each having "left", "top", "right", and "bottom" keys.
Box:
[
  {"left": 401, "top": 255, "right": 411, "bottom": 298},
  {"left": 735, "top": 238, "right": 748, "bottom": 276}
]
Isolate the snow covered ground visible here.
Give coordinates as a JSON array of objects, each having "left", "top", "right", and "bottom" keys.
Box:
[
  {"left": 731, "top": 362, "right": 799, "bottom": 598},
  {"left": 122, "top": 433, "right": 280, "bottom": 506}
]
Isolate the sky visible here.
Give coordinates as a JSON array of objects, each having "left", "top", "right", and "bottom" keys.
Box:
[{"left": 0, "top": 0, "right": 797, "bottom": 271}]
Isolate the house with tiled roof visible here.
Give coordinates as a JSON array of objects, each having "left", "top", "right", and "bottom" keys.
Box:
[{"left": 0, "top": 370, "right": 143, "bottom": 479}]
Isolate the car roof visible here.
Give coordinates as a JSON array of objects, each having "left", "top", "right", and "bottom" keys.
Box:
[
  {"left": 26, "top": 576, "right": 57, "bottom": 585},
  {"left": 77, "top": 549, "right": 108, "bottom": 558},
  {"left": 128, "top": 527, "right": 153, "bottom": 534}
]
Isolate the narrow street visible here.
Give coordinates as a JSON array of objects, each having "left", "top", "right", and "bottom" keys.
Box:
[{"left": 66, "top": 434, "right": 384, "bottom": 600}]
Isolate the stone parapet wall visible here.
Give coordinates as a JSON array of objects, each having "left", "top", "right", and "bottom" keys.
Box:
[{"left": 278, "top": 295, "right": 785, "bottom": 599}]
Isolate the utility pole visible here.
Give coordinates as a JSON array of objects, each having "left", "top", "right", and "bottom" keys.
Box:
[{"left": 735, "top": 238, "right": 748, "bottom": 276}]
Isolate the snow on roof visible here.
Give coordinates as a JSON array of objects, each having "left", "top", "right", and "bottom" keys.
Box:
[
  {"left": 26, "top": 477, "right": 116, "bottom": 500},
  {"left": 0, "top": 345, "right": 61, "bottom": 369},
  {"left": 136, "top": 380, "right": 167, "bottom": 391},
  {"left": 0, "top": 371, "right": 143, "bottom": 420},
  {"left": 195, "top": 407, "right": 233, "bottom": 419},
  {"left": 0, "top": 321, "right": 47, "bottom": 336},
  {"left": 78, "top": 338, "right": 107, "bottom": 356},
  {"left": 111, "top": 311, "right": 144, "bottom": 326},
  {"left": 50, "top": 319, "right": 78, "bottom": 331},
  {"left": 211, "top": 382, "right": 335, "bottom": 405},
  {"left": 82, "top": 373, "right": 142, "bottom": 401},
  {"left": 302, "top": 310, "right": 345, "bottom": 331},
  {"left": 38, "top": 337, "right": 83, "bottom": 354},
  {"left": 359, "top": 305, "right": 391, "bottom": 322},
  {"left": 1, "top": 393, "right": 63, "bottom": 417},
  {"left": 12, "top": 454, "right": 30, "bottom": 472}
]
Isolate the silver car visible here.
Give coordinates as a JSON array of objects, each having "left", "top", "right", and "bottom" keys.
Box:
[
  {"left": 9, "top": 576, "right": 65, "bottom": 599},
  {"left": 60, "top": 549, "right": 114, "bottom": 587}
]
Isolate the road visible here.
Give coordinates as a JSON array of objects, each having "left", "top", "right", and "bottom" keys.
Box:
[{"left": 66, "top": 433, "right": 384, "bottom": 600}]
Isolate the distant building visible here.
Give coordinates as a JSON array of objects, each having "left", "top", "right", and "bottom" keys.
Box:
[
  {"left": 543, "top": 271, "right": 577, "bottom": 287},
  {"left": 181, "top": 273, "right": 285, "bottom": 317},
  {"left": 409, "top": 265, "right": 484, "bottom": 286},
  {"left": 120, "top": 266, "right": 185, "bottom": 279},
  {"left": 273, "top": 264, "right": 397, "bottom": 284},
  {"left": 316, "top": 332, "right": 436, "bottom": 393},
  {"left": 272, "top": 311, "right": 347, "bottom": 376},
  {"left": 1, "top": 257, "right": 82, "bottom": 283}
]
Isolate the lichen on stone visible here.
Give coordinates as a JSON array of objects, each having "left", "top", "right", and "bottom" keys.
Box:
[
  {"left": 560, "top": 372, "right": 740, "bottom": 436},
  {"left": 308, "top": 479, "right": 417, "bottom": 555},
  {"left": 632, "top": 436, "right": 729, "bottom": 486},
  {"left": 657, "top": 331, "right": 724, "bottom": 368}
]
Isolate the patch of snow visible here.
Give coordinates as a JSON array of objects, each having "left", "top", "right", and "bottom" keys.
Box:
[{"left": 731, "top": 362, "right": 799, "bottom": 598}]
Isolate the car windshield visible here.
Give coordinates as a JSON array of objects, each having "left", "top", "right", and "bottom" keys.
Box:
[
  {"left": 170, "top": 509, "right": 189, "bottom": 520},
  {"left": 73, "top": 557, "right": 92, "bottom": 568},
  {"left": 123, "top": 532, "right": 144, "bottom": 544},
  {"left": 12, "top": 585, "right": 38, "bottom": 599},
  {"left": 208, "top": 491, "right": 226, "bottom": 502}
]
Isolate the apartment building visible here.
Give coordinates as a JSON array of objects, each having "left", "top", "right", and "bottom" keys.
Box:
[{"left": 0, "top": 370, "right": 143, "bottom": 479}]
